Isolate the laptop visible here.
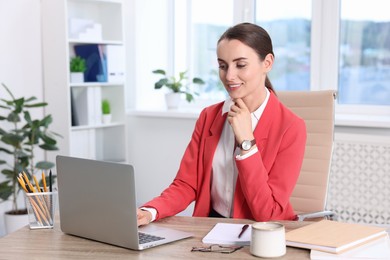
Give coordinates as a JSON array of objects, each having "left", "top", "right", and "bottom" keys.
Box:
[{"left": 56, "top": 155, "right": 193, "bottom": 250}]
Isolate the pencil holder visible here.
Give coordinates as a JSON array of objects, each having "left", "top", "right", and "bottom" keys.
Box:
[{"left": 24, "top": 191, "right": 57, "bottom": 229}]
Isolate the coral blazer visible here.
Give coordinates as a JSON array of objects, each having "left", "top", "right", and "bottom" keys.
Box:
[{"left": 143, "top": 91, "right": 306, "bottom": 221}]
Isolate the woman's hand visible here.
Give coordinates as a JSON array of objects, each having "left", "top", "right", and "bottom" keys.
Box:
[
  {"left": 227, "top": 98, "right": 255, "bottom": 145},
  {"left": 137, "top": 208, "right": 152, "bottom": 226}
]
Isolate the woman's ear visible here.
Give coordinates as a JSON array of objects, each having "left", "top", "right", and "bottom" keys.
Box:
[{"left": 263, "top": 53, "right": 274, "bottom": 73}]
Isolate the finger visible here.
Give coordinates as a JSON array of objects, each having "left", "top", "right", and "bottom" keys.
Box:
[{"left": 234, "top": 98, "right": 248, "bottom": 110}]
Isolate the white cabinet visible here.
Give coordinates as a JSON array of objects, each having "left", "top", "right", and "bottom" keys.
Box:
[{"left": 42, "top": 0, "right": 127, "bottom": 163}]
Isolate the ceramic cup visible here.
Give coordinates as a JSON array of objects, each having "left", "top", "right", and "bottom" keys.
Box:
[{"left": 250, "top": 222, "right": 286, "bottom": 258}]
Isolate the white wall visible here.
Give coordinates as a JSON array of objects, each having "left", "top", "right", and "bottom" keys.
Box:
[
  {"left": 0, "top": 0, "right": 44, "bottom": 237},
  {"left": 126, "top": 114, "right": 196, "bottom": 215}
]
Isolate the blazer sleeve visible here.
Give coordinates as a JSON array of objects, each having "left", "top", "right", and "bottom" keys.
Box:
[
  {"left": 235, "top": 117, "right": 306, "bottom": 221},
  {"left": 141, "top": 108, "right": 208, "bottom": 220}
]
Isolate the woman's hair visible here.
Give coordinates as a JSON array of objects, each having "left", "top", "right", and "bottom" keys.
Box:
[{"left": 218, "top": 23, "right": 275, "bottom": 93}]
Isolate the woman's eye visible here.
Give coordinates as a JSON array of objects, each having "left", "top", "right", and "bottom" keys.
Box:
[
  {"left": 219, "top": 64, "right": 227, "bottom": 70},
  {"left": 237, "top": 64, "right": 246, "bottom": 68}
]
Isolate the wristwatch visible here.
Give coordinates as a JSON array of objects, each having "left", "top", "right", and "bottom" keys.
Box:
[{"left": 239, "top": 139, "right": 256, "bottom": 151}]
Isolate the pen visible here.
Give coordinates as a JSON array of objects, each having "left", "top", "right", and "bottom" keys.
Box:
[
  {"left": 49, "top": 170, "right": 52, "bottom": 192},
  {"left": 238, "top": 224, "right": 249, "bottom": 238}
]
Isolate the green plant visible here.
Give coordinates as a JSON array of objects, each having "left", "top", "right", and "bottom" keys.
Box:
[
  {"left": 101, "top": 99, "right": 111, "bottom": 115},
  {"left": 70, "top": 56, "right": 86, "bottom": 73},
  {"left": 0, "top": 83, "right": 60, "bottom": 213},
  {"left": 152, "top": 69, "right": 205, "bottom": 102}
]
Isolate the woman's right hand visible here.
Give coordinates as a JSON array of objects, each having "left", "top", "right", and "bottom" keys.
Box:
[{"left": 137, "top": 208, "right": 152, "bottom": 226}]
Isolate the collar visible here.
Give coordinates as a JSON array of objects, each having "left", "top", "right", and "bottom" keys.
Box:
[{"left": 222, "top": 87, "right": 271, "bottom": 119}]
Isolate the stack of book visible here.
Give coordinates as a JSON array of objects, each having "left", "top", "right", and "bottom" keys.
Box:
[{"left": 285, "top": 220, "right": 390, "bottom": 259}]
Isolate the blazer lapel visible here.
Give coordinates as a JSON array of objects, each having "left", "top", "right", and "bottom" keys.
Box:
[{"left": 203, "top": 108, "right": 227, "bottom": 178}]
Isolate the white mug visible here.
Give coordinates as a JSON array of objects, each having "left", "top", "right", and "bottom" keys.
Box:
[{"left": 250, "top": 222, "right": 286, "bottom": 258}]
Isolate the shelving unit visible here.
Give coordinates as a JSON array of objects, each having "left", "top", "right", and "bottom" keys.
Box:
[{"left": 42, "top": 0, "right": 127, "bottom": 163}]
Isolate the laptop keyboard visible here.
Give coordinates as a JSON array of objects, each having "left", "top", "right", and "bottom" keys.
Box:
[{"left": 138, "top": 232, "right": 165, "bottom": 244}]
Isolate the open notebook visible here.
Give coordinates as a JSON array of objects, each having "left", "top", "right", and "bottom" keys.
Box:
[{"left": 202, "top": 223, "right": 252, "bottom": 246}]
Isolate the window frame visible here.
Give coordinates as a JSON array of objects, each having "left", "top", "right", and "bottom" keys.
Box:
[{"left": 131, "top": 0, "right": 390, "bottom": 128}]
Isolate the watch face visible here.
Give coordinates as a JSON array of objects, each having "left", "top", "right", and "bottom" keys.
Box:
[{"left": 242, "top": 140, "right": 252, "bottom": 150}]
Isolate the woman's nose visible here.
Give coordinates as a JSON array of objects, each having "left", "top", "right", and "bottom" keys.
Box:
[{"left": 225, "top": 67, "right": 236, "bottom": 81}]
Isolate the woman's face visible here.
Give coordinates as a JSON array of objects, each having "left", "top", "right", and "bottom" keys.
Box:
[{"left": 217, "top": 39, "right": 273, "bottom": 103}]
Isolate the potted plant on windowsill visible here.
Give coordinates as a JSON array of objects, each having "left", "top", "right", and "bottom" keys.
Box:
[
  {"left": 152, "top": 69, "right": 205, "bottom": 109},
  {"left": 101, "top": 99, "right": 111, "bottom": 124},
  {"left": 70, "top": 56, "right": 86, "bottom": 83},
  {"left": 0, "top": 83, "right": 60, "bottom": 234}
]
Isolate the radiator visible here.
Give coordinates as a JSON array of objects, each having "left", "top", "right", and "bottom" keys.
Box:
[{"left": 326, "top": 133, "right": 390, "bottom": 225}]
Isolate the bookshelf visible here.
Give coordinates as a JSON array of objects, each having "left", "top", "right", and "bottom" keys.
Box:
[{"left": 42, "top": 0, "right": 127, "bottom": 163}]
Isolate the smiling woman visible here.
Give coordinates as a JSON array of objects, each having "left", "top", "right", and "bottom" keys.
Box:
[{"left": 137, "top": 23, "right": 307, "bottom": 227}]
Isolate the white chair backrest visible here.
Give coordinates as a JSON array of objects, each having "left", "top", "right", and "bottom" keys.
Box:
[{"left": 277, "top": 90, "right": 336, "bottom": 214}]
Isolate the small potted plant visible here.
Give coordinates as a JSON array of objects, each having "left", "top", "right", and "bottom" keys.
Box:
[
  {"left": 152, "top": 69, "right": 205, "bottom": 109},
  {"left": 70, "top": 56, "right": 86, "bottom": 83},
  {"left": 101, "top": 99, "right": 111, "bottom": 124}
]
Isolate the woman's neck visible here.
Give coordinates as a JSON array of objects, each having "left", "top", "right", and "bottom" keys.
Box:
[{"left": 242, "top": 86, "right": 267, "bottom": 112}]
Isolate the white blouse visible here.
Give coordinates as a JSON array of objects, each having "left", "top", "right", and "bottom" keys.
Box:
[{"left": 210, "top": 87, "right": 270, "bottom": 217}]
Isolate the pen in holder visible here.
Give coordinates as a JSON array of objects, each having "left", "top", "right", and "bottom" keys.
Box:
[{"left": 24, "top": 190, "right": 57, "bottom": 229}]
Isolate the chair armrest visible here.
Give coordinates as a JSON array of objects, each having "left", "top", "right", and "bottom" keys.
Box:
[{"left": 296, "top": 210, "right": 336, "bottom": 221}]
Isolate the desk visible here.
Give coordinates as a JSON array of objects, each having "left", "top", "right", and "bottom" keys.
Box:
[{"left": 0, "top": 216, "right": 311, "bottom": 259}]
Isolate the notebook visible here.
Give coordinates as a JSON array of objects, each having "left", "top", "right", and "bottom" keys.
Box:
[
  {"left": 202, "top": 223, "right": 252, "bottom": 246},
  {"left": 285, "top": 220, "right": 387, "bottom": 254},
  {"left": 56, "top": 155, "right": 193, "bottom": 250}
]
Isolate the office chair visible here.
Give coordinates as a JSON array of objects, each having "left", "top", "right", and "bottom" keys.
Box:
[{"left": 277, "top": 90, "right": 337, "bottom": 221}]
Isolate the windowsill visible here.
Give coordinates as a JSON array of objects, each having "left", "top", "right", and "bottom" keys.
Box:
[
  {"left": 127, "top": 108, "right": 200, "bottom": 119},
  {"left": 128, "top": 109, "right": 390, "bottom": 128},
  {"left": 335, "top": 114, "right": 390, "bottom": 129}
]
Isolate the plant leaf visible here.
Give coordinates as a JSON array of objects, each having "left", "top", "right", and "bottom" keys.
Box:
[
  {"left": 0, "top": 147, "right": 13, "bottom": 154},
  {"left": 40, "top": 115, "right": 53, "bottom": 127},
  {"left": 152, "top": 69, "right": 166, "bottom": 75},
  {"left": 179, "top": 71, "right": 187, "bottom": 81},
  {"left": 39, "top": 132, "right": 57, "bottom": 145},
  {"left": 35, "top": 161, "right": 55, "bottom": 169},
  {"left": 185, "top": 93, "right": 194, "bottom": 102},
  {"left": 24, "top": 111, "right": 32, "bottom": 124},
  {"left": 0, "top": 181, "right": 13, "bottom": 201},
  {"left": 39, "top": 143, "right": 59, "bottom": 151},
  {"left": 193, "top": 77, "right": 205, "bottom": 84},
  {"left": 1, "top": 133, "right": 24, "bottom": 146},
  {"left": 24, "top": 96, "right": 37, "bottom": 103},
  {"left": 1, "top": 83, "right": 16, "bottom": 100},
  {"left": 25, "top": 102, "right": 48, "bottom": 108},
  {"left": 155, "top": 78, "right": 168, "bottom": 89},
  {"left": 1, "top": 169, "right": 15, "bottom": 178},
  {"left": 7, "top": 112, "right": 20, "bottom": 123}
]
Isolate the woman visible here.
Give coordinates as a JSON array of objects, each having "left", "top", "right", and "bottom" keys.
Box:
[{"left": 137, "top": 22, "right": 306, "bottom": 226}]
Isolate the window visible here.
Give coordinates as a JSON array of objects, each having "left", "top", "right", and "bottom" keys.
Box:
[
  {"left": 338, "top": 0, "right": 390, "bottom": 106},
  {"left": 255, "top": 0, "right": 312, "bottom": 91},
  {"left": 132, "top": 0, "right": 390, "bottom": 126},
  {"left": 176, "top": 0, "right": 233, "bottom": 101}
]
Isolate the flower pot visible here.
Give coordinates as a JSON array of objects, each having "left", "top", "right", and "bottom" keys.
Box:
[
  {"left": 4, "top": 209, "right": 29, "bottom": 234},
  {"left": 70, "top": 72, "right": 84, "bottom": 83},
  {"left": 102, "top": 114, "right": 112, "bottom": 124},
  {"left": 165, "top": 93, "right": 182, "bottom": 109}
]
